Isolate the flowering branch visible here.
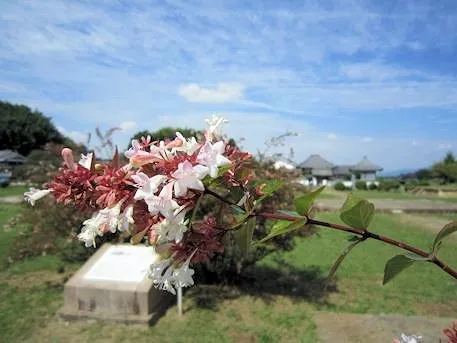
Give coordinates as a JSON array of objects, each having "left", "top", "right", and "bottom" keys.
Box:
[
  {"left": 23, "top": 115, "right": 457, "bottom": 294},
  {"left": 205, "top": 187, "right": 457, "bottom": 280}
]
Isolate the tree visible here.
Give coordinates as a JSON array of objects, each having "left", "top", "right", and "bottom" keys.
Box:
[
  {"left": 128, "top": 127, "right": 202, "bottom": 148},
  {"left": 433, "top": 151, "right": 457, "bottom": 184},
  {"left": 0, "top": 100, "right": 65, "bottom": 155},
  {"left": 444, "top": 151, "right": 456, "bottom": 164}
]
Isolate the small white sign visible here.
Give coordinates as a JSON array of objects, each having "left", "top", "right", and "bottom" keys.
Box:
[{"left": 84, "top": 245, "right": 158, "bottom": 283}]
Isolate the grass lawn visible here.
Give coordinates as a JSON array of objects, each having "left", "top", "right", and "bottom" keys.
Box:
[
  {"left": 0, "top": 185, "right": 28, "bottom": 198},
  {"left": 0, "top": 205, "right": 456, "bottom": 342}
]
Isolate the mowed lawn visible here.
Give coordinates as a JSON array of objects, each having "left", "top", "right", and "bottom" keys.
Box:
[
  {"left": 0, "top": 185, "right": 28, "bottom": 198},
  {"left": 0, "top": 204, "right": 456, "bottom": 342}
]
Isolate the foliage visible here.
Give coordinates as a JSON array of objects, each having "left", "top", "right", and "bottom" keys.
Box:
[
  {"left": 355, "top": 180, "right": 367, "bottom": 190},
  {"left": 7, "top": 199, "right": 124, "bottom": 264},
  {"left": 368, "top": 182, "right": 378, "bottom": 190},
  {"left": 377, "top": 178, "right": 401, "bottom": 191},
  {"left": 0, "top": 100, "right": 65, "bottom": 156},
  {"left": 415, "top": 168, "right": 432, "bottom": 180},
  {"left": 22, "top": 115, "right": 457, "bottom": 295},
  {"left": 334, "top": 182, "right": 347, "bottom": 191},
  {"left": 129, "top": 127, "right": 202, "bottom": 148}
]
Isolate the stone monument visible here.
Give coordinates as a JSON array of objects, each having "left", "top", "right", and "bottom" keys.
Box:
[{"left": 57, "top": 244, "right": 173, "bottom": 325}]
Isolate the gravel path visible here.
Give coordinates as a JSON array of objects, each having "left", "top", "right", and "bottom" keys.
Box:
[
  {"left": 315, "top": 198, "right": 457, "bottom": 213},
  {"left": 0, "top": 195, "right": 22, "bottom": 204},
  {"left": 314, "top": 312, "right": 455, "bottom": 342}
]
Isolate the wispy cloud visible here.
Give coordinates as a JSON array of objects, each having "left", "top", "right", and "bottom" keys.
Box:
[
  {"left": 178, "top": 83, "right": 244, "bottom": 103},
  {"left": 0, "top": 0, "right": 456, "bottom": 170}
]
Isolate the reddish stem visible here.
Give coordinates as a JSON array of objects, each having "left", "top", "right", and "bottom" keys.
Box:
[{"left": 205, "top": 188, "right": 457, "bottom": 280}]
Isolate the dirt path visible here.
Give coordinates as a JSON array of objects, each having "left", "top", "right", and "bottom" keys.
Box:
[
  {"left": 0, "top": 195, "right": 22, "bottom": 204},
  {"left": 314, "top": 312, "right": 454, "bottom": 343},
  {"left": 315, "top": 198, "right": 457, "bottom": 213}
]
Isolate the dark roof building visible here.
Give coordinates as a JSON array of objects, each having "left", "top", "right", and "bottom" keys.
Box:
[
  {"left": 0, "top": 150, "right": 26, "bottom": 164},
  {"left": 298, "top": 155, "right": 383, "bottom": 184},
  {"left": 350, "top": 156, "right": 383, "bottom": 172},
  {"left": 298, "top": 154, "right": 334, "bottom": 177}
]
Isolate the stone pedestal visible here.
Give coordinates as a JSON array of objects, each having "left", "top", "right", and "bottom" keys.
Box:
[{"left": 57, "top": 244, "right": 173, "bottom": 325}]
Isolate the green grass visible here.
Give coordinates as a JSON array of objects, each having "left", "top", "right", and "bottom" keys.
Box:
[
  {"left": 0, "top": 204, "right": 23, "bottom": 262},
  {"left": 262, "top": 212, "right": 457, "bottom": 315},
  {"left": 1, "top": 206, "right": 456, "bottom": 341},
  {"left": 0, "top": 185, "right": 27, "bottom": 197}
]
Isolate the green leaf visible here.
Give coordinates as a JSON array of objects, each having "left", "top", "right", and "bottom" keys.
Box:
[
  {"left": 432, "top": 221, "right": 457, "bottom": 252},
  {"left": 326, "top": 237, "right": 365, "bottom": 285},
  {"left": 230, "top": 204, "right": 246, "bottom": 215},
  {"left": 254, "top": 179, "right": 284, "bottom": 202},
  {"left": 256, "top": 219, "right": 306, "bottom": 244},
  {"left": 277, "top": 210, "right": 301, "bottom": 217},
  {"left": 234, "top": 217, "right": 256, "bottom": 258},
  {"left": 295, "top": 186, "right": 325, "bottom": 215},
  {"left": 340, "top": 194, "right": 375, "bottom": 230},
  {"left": 383, "top": 255, "right": 415, "bottom": 285}
]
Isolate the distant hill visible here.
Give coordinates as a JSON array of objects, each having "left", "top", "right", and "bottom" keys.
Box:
[{"left": 378, "top": 169, "right": 417, "bottom": 178}]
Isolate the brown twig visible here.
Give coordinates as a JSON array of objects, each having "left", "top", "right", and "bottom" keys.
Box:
[{"left": 204, "top": 188, "right": 457, "bottom": 280}]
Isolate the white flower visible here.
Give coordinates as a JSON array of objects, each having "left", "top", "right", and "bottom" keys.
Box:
[
  {"left": 144, "top": 182, "right": 179, "bottom": 217},
  {"left": 78, "top": 152, "right": 93, "bottom": 169},
  {"left": 78, "top": 202, "right": 132, "bottom": 247},
  {"left": 172, "top": 252, "right": 196, "bottom": 288},
  {"left": 124, "top": 139, "right": 142, "bottom": 159},
  {"left": 24, "top": 188, "right": 52, "bottom": 206},
  {"left": 78, "top": 214, "right": 104, "bottom": 247},
  {"left": 173, "top": 132, "right": 200, "bottom": 156},
  {"left": 149, "top": 258, "right": 177, "bottom": 294},
  {"left": 119, "top": 205, "right": 134, "bottom": 232},
  {"left": 132, "top": 172, "right": 167, "bottom": 200},
  {"left": 171, "top": 160, "right": 208, "bottom": 197},
  {"left": 399, "top": 333, "right": 423, "bottom": 343},
  {"left": 150, "top": 141, "right": 173, "bottom": 160},
  {"left": 205, "top": 115, "right": 228, "bottom": 141},
  {"left": 148, "top": 252, "right": 196, "bottom": 294},
  {"left": 155, "top": 206, "right": 188, "bottom": 243},
  {"left": 98, "top": 203, "right": 122, "bottom": 233},
  {"left": 196, "top": 141, "right": 231, "bottom": 178}
]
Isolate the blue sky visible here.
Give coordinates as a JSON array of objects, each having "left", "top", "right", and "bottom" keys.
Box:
[{"left": 1, "top": 0, "right": 457, "bottom": 171}]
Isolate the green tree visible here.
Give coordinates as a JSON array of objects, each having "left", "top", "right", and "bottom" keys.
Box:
[
  {"left": 433, "top": 151, "right": 457, "bottom": 184},
  {"left": 128, "top": 127, "right": 202, "bottom": 148},
  {"left": 444, "top": 151, "right": 456, "bottom": 164},
  {"left": 0, "top": 100, "right": 64, "bottom": 155}
]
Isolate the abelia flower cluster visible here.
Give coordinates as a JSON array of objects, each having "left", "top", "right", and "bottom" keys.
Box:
[{"left": 24, "top": 115, "right": 252, "bottom": 294}]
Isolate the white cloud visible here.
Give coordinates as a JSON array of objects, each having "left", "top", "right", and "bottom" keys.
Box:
[
  {"left": 362, "top": 137, "right": 373, "bottom": 142},
  {"left": 178, "top": 83, "right": 244, "bottom": 103},
  {"left": 57, "top": 126, "right": 87, "bottom": 144},
  {"left": 438, "top": 143, "right": 453, "bottom": 150},
  {"left": 327, "top": 133, "right": 338, "bottom": 140},
  {"left": 119, "top": 121, "right": 137, "bottom": 131}
]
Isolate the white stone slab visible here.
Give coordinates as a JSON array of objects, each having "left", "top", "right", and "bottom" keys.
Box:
[
  {"left": 84, "top": 245, "right": 158, "bottom": 283},
  {"left": 57, "top": 244, "right": 173, "bottom": 325}
]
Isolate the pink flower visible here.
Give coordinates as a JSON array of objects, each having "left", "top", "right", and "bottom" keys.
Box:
[
  {"left": 171, "top": 160, "right": 208, "bottom": 197},
  {"left": 144, "top": 182, "right": 179, "bottom": 217},
  {"left": 197, "top": 141, "right": 231, "bottom": 178},
  {"left": 131, "top": 172, "right": 167, "bottom": 200}
]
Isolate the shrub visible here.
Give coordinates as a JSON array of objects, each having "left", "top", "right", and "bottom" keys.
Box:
[
  {"left": 7, "top": 199, "right": 125, "bottom": 265},
  {"left": 195, "top": 161, "right": 315, "bottom": 283},
  {"left": 378, "top": 178, "right": 401, "bottom": 191},
  {"left": 334, "top": 182, "right": 347, "bottom": 191},
  {"left": 368, "top": 183, "right": 378, "bottom": 190},
  {"left": 355, "top": 180, "right": 367, "bottom": 190}
]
